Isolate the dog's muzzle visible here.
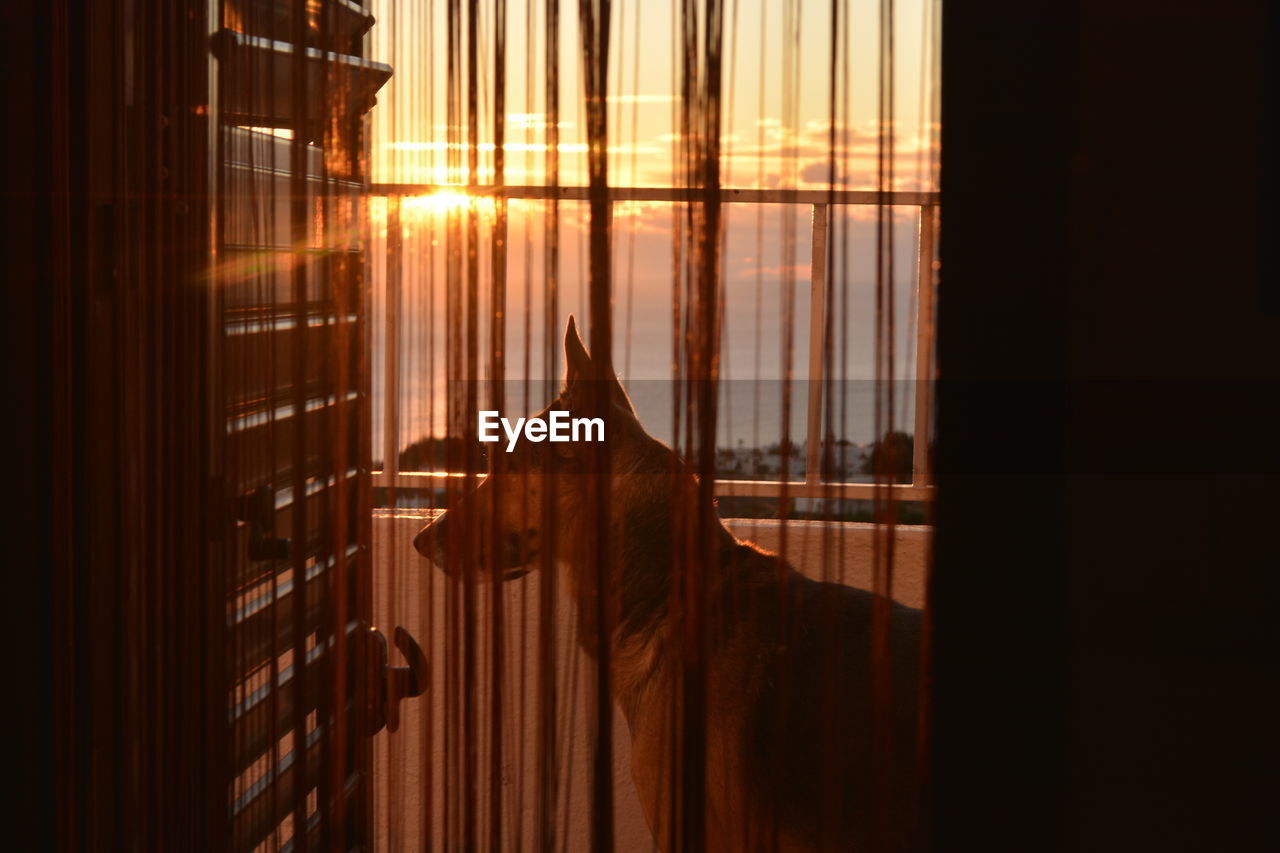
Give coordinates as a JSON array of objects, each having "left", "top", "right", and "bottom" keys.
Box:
[
  {"left": 414, "top": 517, "right": 537, "bottom": 579},
  {"left": 413, "top": 518, "right": 448, "bottom": 567}
]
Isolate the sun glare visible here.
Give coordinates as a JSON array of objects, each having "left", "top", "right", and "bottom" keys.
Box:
[
  {"left": 369, "top": 192, "right": 488, "bottom": 233},
  {"left": 403, "top": 191, "right": 477, "bottom": 218}
]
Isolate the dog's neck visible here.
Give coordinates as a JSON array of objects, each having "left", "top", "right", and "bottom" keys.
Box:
[{"left": 607, "top": 505, "right": 744, "bottom": 727}]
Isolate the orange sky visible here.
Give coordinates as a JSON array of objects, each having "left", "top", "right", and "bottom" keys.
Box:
[
  {"left": 366, "top": 0, "right": 939, "bottom": 191},
  {"left": 362, "top": 1, "right": 939, "bottom": 447}
]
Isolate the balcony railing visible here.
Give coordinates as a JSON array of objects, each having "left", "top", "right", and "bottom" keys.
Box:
[{"left": 369, "top": 184, "right": 938, "bottom": 503}]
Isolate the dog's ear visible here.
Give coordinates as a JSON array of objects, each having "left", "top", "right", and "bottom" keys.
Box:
[
  {"left": 564, "top": 314, "right": 591, "bottom": 384},
  {"left": 609, "top": 372, "right": 638, "bottom": 418},
  {"left": 563, "top": 314, "right": 639, "bottom": 419}
]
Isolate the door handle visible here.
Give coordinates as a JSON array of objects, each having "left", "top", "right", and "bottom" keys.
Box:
[
  {"left": 364, "top": 624, "right": 429, "bottom": 734},
  {"left": 237, "top": 485, "right": 291, "bottom": 561}
]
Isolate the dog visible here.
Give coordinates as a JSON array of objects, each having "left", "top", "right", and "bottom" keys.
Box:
[{"left": 414, "top": 317, "right": 924, "bottom": 851}]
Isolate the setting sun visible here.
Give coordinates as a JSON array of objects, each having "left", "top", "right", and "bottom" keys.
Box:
[{"left": 403, "top": 189, "right": 477, "bottom": 216}]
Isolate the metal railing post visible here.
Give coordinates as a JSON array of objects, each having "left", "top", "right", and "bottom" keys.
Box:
[
  {"left": 912, "top": 204, "right": 936, "bottom": 487},
  {"left": 805, "top": 204, "right": 829, "bottom": 486},
  {"left": 382, "top": 194, "right": 403, "bottom": 482}
]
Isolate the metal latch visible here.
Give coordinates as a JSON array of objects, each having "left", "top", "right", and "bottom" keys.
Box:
[
  {"left": 237, "top": 485, "right": 291, "bottom": 561},
  {"left": 363, "top": 624, "right": 429, "bottom": 734}
]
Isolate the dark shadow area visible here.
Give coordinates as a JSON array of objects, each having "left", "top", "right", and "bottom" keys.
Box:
[{"left": 933, "top": 2, "right": 1277, "bottom": 851}]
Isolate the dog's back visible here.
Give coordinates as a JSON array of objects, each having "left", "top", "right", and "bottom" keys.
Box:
[
  {"left": 625, "top": 535, "right": 923, "bottom": 851},
  {"left": 738, "top": 547, "right": 923, "bottom": 850}
]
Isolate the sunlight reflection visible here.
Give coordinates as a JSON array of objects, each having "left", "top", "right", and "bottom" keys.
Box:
[{"left": 403, "top": 191, "right": 477, "bottom": 217}]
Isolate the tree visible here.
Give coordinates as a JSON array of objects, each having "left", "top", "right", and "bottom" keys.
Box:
[
  {"left": 861, "top": 430, "right": 914, "bottom": 484},
  {"left": 398, "top": 435, "right": 488, "bottom": 473}
]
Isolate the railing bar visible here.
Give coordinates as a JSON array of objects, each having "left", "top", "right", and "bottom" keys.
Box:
[
  {"left": 714, "top": 479, "right": 934, "bottom": 502},
  {"left": 383, "top": 194, "right": 403, "bottom": 479},
  {"left": 369, "top": 184, "right": 939, "bottom": 206},
  {"left": 912, "top": 205, "right": 936, "bottom": 486},
  {"left": 371, "top": 469, "right": 481, "bottom": 482},
  {"left": 373, "top": 470, "right": 934, "bottom": 501},
  {"left": 223, "top": 312, "right": 357, "bottom": 336},
  {"left": 226, "top": 389, "right": 359, "bottom": 433},
  {"left": 805, "top": 204, "right": 829, "bottom": 486},
  {"left": 225, "top": 160, "right": 365, "bottom": 188}
]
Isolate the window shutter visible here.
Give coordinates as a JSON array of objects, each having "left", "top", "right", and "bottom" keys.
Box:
[{"left": 214, "top": 3, "right": 394, "bottom": 849}]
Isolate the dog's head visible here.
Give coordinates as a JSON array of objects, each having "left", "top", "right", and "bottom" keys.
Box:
[{"left": 413, "top": 315, "right": 665, "bottom": 582}]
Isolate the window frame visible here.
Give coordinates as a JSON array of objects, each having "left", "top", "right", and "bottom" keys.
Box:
[{"left": 369, "top": 183, "right": 938, "bottom": 504}]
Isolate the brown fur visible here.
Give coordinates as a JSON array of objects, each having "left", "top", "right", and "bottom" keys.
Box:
[{"left": 415, "top": 317, "right": 923, "bottom": 851}]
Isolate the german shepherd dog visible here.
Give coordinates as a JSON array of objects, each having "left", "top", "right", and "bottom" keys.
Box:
[{"left": 414, "top": 318, "right": 923, "bottom": 851}]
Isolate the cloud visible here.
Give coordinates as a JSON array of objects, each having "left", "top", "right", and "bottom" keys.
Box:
[
  {"left": 799, "top": 160, "right": 871, "bottom": 186},
  {"left": 733, "top": 263, "right": 811, "bottom": 281},
  {"left": 800, "top": 161, "right": 835, "bottom": 185},
  {"left": 503, "top": 113, "right": 577, "bottom": 130},
  {"left": 385, "top": 141, "right": 659, "bottom": 155},
  {"left": 606, "top": 94, "right": 679, "bottom": 104}
]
